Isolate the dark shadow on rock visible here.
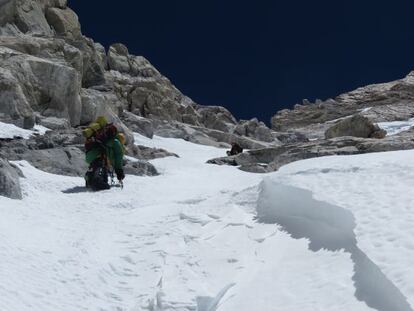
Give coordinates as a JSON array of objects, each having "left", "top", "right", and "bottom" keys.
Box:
[{"left": 257, "top": 181, "right": 413, "bottom": 311}]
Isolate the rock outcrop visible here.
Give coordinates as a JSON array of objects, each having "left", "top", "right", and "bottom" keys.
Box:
[
  {"left": 271, "top": 73, "right": 414, "bottom": 133},
  {"left": 208, "top": 128, "right": 414, "bottom": 173},
  {"left": 325, "top": 115, "right": 387, "bottom": 139},
  {"left": 0, "top": 158, "right": 22, "bottom": 199}
]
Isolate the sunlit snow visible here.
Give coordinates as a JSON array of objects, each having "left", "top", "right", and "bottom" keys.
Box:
[{"left": 0, "top": 131, "right": 413, "bottom": 310}]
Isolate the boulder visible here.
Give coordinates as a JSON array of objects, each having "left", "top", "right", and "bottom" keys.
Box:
[
  {"left": 38, "top": 116, "right": 71, "bottom": 130},
  {"left": 23, "top": 146, "right": 87, "bottom": 176},
  {"left": 0, "top": 0, "right": 53, "bottom": 36},
  {"left": 124, "top": 159, "right": 159, "bottom": 176},
  {"left": 0, "top": 158, "right": 22, "bottom": 199},
  {"left": 325, "top": 115, "right": 387, "bottom": 139},
  {"left": 45, "top": 7, "right": 81, "bottom": 39},
  {"left": 126, "top": 144, "right": 178, "bottom": 161},
  {"left": 108, "top": 43, "right": 130, "bottom": 74},
  {"left": 234, "top": 118, "right": 274, "bottom": 142},
  {"left": 122, "top": 111, "right": 154, "bottom": 138},
  {"left": 196, "top": 106, "right": 237, "bottom": 132},
  {"left": 108, "top": 43, "right": 160, "bottom": 78},
  {"left": 275, "top": 131, "right": 309, "bottom": 144}
]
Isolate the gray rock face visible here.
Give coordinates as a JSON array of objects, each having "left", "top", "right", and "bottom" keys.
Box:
[
  {"left": 45, "top": 7, "right": 81, "bottom": 39},
  {"left": 121, "top": 111, "right": 154, "bottom": 138},
  {"left": 197, "top": 106, "right": 237, "bottom": 132},
  {"left": 0, "top": 0, "right": 53, "bottom": 36},
  {"left": 69, "top": 37, "right": 106, "bottom": 88},
  {"left": 325, "top": 115, "right": 386, "bottom": 139},
  {"left": 0, "top": 46, "right": 82, "bottom": 126},
  {"left": 234, "top": 118, "right": 274, "bottom": 142},
  {"left": 38, "top": 116, "right": 71, "bottom": 130},
  {"left": 25, "top": 146, "right": 87, "bottom": 176},
  {"left": 1, "top": 129, "right": 87, "bottom": 176},
  {"left": 271, "top": 72, "right": 414, "bottom": 131},
  {"left": 108, "top": 43, "right": 160, "bottom": 78},
  {"left": 0, "top": 158, "right": 22, "bottom": 199},
  {"left": 153, "top": 121, "right": 271, "bottom": 149},
  {"left": 208, "top": 129, "right": 414, "bottom": 173},
  {"left": 0, "top": 66, "right": 33, "bottom": 127}
]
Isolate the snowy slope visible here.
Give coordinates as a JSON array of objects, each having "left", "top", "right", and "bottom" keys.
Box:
[
  {"left": 0, "top": 121, "right": 49, "bottom": 139},
  {"left": 0, "top": 133, "right": 413, "bottom": 311}
]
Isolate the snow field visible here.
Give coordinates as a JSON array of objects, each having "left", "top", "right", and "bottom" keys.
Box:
[{"left": 0, "top": 132, "right": 412, "bottom": 310}]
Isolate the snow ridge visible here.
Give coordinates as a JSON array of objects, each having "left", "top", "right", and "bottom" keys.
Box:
[{"left": 257, "top": 181, "right": 413, "bottom": 311}]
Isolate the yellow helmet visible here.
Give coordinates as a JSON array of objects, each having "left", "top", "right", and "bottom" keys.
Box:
[
  {"left": 118, "top": 133, "right": 126, "bottom": 145},
  {"left": 95, "top": 116, "right": 108, "bottom": 128}
]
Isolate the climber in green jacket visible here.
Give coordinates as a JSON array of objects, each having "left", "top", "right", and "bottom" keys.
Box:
[{"left": 83, "top": 116, "right": 126, "bottom": 191}]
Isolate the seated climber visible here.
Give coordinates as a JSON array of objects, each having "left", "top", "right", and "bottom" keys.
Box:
[
  {"left": 226, "top": 142, "right": 243, "bottom": 156},
  {"left": 83, "top": 116, "right": 125, "bottom": 191}
]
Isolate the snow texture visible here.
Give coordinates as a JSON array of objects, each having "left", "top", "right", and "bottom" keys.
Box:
[
  {"left": 0, "top": 121, "right": 49, "bottom": 139},
  {"left": 377, "top": 118, "right": 414, "bottom": 135},
  {"left": 0, "top": 131, "right": 413, "bottom": 311}
]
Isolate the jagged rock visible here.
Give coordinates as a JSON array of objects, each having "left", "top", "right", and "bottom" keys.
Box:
[
  {"left": 360, "top": 103, "right": 414, "bottom": 122},
  {"left": 154, "top": 121, "right": 270, "bottom": 149},
  {"left": 0, "top": 35, "right": 83, "bottom": 73},
  {"left": 126, "top": 81, "right": 197, "bottom": 123},
  {"left": 271, "top": 72, "right": 414, "bottom": 131},
  {"left": 121, "top": 111, "right": 154, "bottom": 138},
  {"left": 25, "top": 146, "right": 87, "bottom": 176},
  {"left": 275, "top": 131, "right": 309, "bottom": 144},
  {"left": 208, "top": 129, "right": 414, "bottom": 173},
  {"left": 124, "top": 159, "right": 159, "bottom": 177},
  {"left": 69, "top": 37, "right": 106, "bottom": 87},
  {"left": 234, "top": 118, "right": 274, "bottom": 142},
  {"left": 0, "top": 0, "right": 53, "bottom": 36},
  {"left": 0, "top": 66, "right": 33, "bottom": 127},
  {"left": 0, "top": 158, "right": 22, "bottom": 199},
  {"left": 45, "top": 7, "right": 81, "bottom": 39},
  {"left": 38, "top": 116, "right": 71, "bottom": 130},
  {"left": 108, "top": 43, "right": 130, "bottom": 74},
  {"left": 39, "top": 0, "right": 67, "bottom": 10},
  {"left": 94, "top": 42, "right": 108, "bottom": 70},
  {"left": 126, "top": 144, "right": 178, "bottom": 161},
  {"left": 108, "top": 43, "right": 160, "bottom": 78},
  {"left": 0, "top": 47, "right": 82, "bottom": 126},
  {"left": 325, "top": 115, "right": 386, "bottom": 139},
  {"left": 197, "top": 106, "right": 237, "bottom": 132}
]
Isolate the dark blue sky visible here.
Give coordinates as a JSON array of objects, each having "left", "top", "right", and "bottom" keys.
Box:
[{"left": 70, "top": 1, "right": 414, "bottom": 124}]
